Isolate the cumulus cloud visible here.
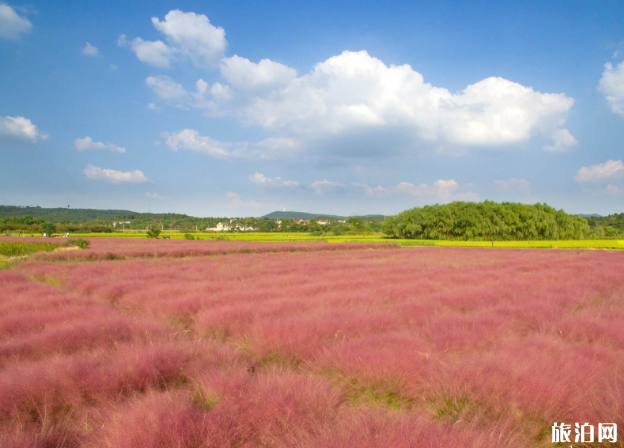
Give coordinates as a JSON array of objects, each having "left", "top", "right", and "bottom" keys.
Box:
[
  {"left": 151, "top": 49, "right": 575, "bottom": 156},
  {"left": 122, "top": 10, "right": 226, "bottom": 68},
  {"left": 231, "top": 51, "right": 574, "bottom": 149},
  {"left": 74, "top": 136, "right": 126, "bottom": 154},
  {"left": 163, "top": 129, "right": 232, "bottom": 158},
  {"left": 146, "top": 76, "right": 189, "bottom": 101},
  {"left": 81, "top": 42, "right": 99, "bottom": 56},
  {"left": 162, "top": 129, "right": 300, "bottom": 160},
  {"left": 220, "top": 55, "right": 297, "bottom": 90},
  {"left": 152, "top": 10, "right": 226, "bottom": 67},
  {"left": 544, "top": 128, "right": 577, "bottom": 151},
  {"left": 0, "top": 3, "right": 32, "bottom": 40},
  {"left": 248, "top": 172, "right": 300, "bottom": 187},
  {"left": 598, "top": 61, "right": 624, "bottom": 117},
  {"left": 83, "top": 165, "right": 150, "bottom": 184},
  {"left": 0, "top": 116, "right": 48, "bottom": 144},
  {"left": 130, "top": 38, "right": 172, "bottom": 68},
  {"left": 575, "top": 159, "right": 624, "bottom": 184},
  {"left": 494, "top": 178, "right": 532, "bottom": 192}
]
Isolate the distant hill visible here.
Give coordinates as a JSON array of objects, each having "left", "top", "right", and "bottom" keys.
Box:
[
  {"left": 263, "top": 211, "right": 385, "bottom": 221},
  {"left": 577, "top": 214, "right": 602, "bottom": 218},
  {"left": 0, "top": 206, "right": 139, "bottom": 222}
]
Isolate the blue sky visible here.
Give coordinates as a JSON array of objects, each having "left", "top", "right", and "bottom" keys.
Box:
[{"left": 1, "top": 0, "right": 623, "bottom": 217}]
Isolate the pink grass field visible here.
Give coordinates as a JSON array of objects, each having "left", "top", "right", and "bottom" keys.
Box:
[{"left": 2, "top": 241, "right": 624, "bottom": 447}]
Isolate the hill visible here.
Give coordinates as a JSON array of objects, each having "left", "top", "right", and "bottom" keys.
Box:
[
  {"left": 263, "top": 211, "right": 385, "bottom": 221},
  {"left": 0, "top": 206, "right": 138, "bottom": 222}
]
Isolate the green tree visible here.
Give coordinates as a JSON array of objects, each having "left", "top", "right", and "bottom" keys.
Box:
[
  {"left": 146, "top": 228, "right": 161, "bottom": 239},
  {"left": 39, "top": 222, "right": 56, "bottom": 237}
]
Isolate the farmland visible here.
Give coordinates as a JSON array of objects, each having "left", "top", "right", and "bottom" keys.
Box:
[{"left": 1, "top": 238, "right": 623, "bottom": 447}]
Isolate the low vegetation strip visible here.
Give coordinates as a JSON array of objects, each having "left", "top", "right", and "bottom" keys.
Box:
[
  {"left": 17, "top": 238, "right": 400, "bottom": 261},
  {"left": 0, "top": 241, "right": 60, "bottom": 257},
  {"left": 0, "top": 239, "right": 90, "bottom": 258}
]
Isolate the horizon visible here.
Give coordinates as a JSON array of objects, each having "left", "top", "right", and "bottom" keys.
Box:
[{"left": 1, "top": 1, "right": 624, "bottom": 216}]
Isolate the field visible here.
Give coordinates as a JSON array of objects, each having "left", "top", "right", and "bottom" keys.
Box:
[{"left": 1, "top": 237, "right": 624, "bottom": 447}]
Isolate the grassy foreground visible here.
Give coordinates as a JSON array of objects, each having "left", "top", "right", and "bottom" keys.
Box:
[{"left": 5, "top": 231, "right": 624, "bottom": 249}]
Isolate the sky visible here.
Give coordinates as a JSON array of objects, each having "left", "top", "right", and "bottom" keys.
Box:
[{"left": 1, "top": 0, "right": 623, "bottom": 217}]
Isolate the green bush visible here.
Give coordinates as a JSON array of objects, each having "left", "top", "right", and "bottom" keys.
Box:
[
  {"left": 183, "top": 233, "right": 195, "bottom": 240},
  {"left": 63, "top": 238, "right": 90, "bottom": 249},
  {"left": 146, "top": 228, "right": 161, "bottom": 239},
  {"left": 39, "top": 222, "right": 56, "bottom": 237}
]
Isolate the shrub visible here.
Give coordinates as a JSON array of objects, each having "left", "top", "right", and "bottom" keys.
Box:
[
  {"left": 183, "top": 233, "right": 195, "bottom": 240},
  {"left": 146, "top": 229, "right": 161, "bottom": 239},
  {"left": 39, "top": 222, "right": 56, "bottom": 237},
  {"left": 63, "top": 238, "right": 90, "bottom": 249}
]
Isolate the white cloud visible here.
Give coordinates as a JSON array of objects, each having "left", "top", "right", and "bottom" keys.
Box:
[
  {"left": 544, "top": 128, "right": 577, "bottom": 151},
  {"left": 146, "top": 76, "right": 189, "bottom": 101},
  {"left": 248, "top": 172, "right": 300, "bottom": 187},
  {"left": 152, "top": 10, "right": 226, "bottom": 67},
  {"left": 494, "top": 178, "right": 532, "bottom": 193},
  {"left": 0, "top": 116, "right": 48, "bottom": 144},
  {"left": 74, "top": 136, "right": 126, "bottom": 154},
  {"left": 123, "top": 10, "right": 226, "bottom": 68},
  {"left": 163, "top": 129, "right": 232, "bottom": 158},
  {"left": 0, "top": 3, "right": 32, "bottom": 40},
  {"left": 311, "top": 180, "right": 345, "bottom": 194},
  {"left": 130, "top": 38, "right": 172, "bottom": 68},
  {"left": 232, "top": 51, "right": 574, "bottom": 150},
  {"left": 162, "top": 129, "right": 300, "bottom": 160},
  {"left": 606, "top": 185, "right": 621, "bottom": 195},
  {"left": 81, "top": 42, "right": 99, "bottom": 56},
  {"left": 220, "top": 55, "right": 297, "bottom": 90},
  {"left": 146, "top": 191, "right": 166, "bottom": 200},
  {"left": 598, "top": 61, "right": 624, "bottom": 117},
  {"left": 83, "top": 165, "right": 150, "bottom": 184},
  {"left": 153, "top": 50, "right": 575, "bottom": 156},
  {"left": 147, "top": 103, "right": 159, "bottom": 110},
  {"left": 575, "top": 159, "right": 624, "bottom": 184},
  {"left": 109, "top": 64, "right": 118, "bottom": 72},
  {"left": 393, "top": 179, "right": 461, "bottom": 201}
]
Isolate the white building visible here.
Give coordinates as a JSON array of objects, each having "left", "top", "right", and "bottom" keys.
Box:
[{"left": 205, "top": 222, "right": 232, "bottom": 232}]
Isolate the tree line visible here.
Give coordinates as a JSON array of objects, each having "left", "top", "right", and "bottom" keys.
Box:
[{"left": 382, "top": 201, "right": 591, "bottom": 240}]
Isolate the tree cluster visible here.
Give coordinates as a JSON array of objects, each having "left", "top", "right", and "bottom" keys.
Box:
[{"left": 382, "top": 201, "right": 590, "bottom": 240}]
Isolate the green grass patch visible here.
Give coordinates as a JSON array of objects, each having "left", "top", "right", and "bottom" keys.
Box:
[
  {"left": 426, "top": 396, "right": 476, "bottom": 421},
  {"left": 344, "top": 378, "right": 414, "bottom": 410},
  {"left": 0, "top": 241, "right": 60, "bottom": 257}
]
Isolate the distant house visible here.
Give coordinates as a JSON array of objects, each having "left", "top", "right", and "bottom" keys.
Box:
[
  {"left": 112, "top": 221, "right": 131, "bottom": 227},
  {"left": 205, "top": 222, "right": 231, "bottom": 232},
  {"left": 337, "top": 220, "right": 346, "bottom": 223},
  {"left": 235, "top": 225, "right": 257, "bottom": 232},
  {"left": 317, "top": 220, "right": 329, "bottom": 225}
]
